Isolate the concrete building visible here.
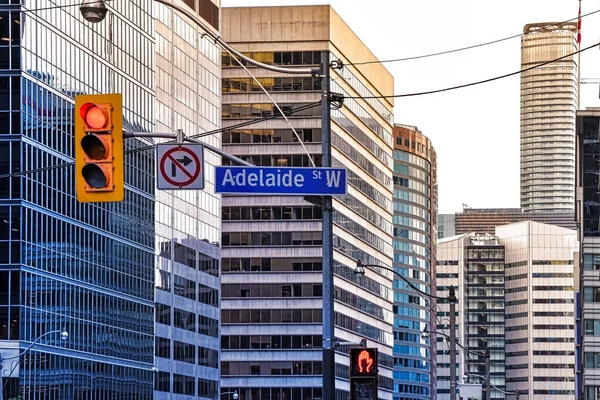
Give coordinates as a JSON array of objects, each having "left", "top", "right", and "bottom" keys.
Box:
[
  {"left": 220, "top": 6, "right": 395, "bottom": 400},
  {"left": 452, "top": 208, "right": 576, "bottom": 235},
  {"left": 153, "top": 1, "right": 223, "bottom": 399},
  {"left": 520, "top": 22, "right": 578, "bottom": 213},
  {"left": 0, "top": 2, "right": 155, "bottom": 398},
  {"left": 575, "top": 108, "right": 600, "bottom": 400},
  {"left": 436, "top": 222, "right": 577, "bottom": 400},
  {"left": 438, "top": 214, "right": 456, "bottom": 239},
  {"left": 496, "top": 221, "right": 577, "bottom": 400},
  {"left": 392, "top": 125, "right": 437, "bottom": 399},
  {"left": 436, "top": 233, "right": 506, "bottom": 400}
]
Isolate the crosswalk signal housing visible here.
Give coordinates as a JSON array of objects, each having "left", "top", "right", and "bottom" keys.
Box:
[
  {"left": 349, "top": 348, "right": 378, "bottom": 400},
  {"left": 74, "top": 93, "right": 124, "bottom": 202}
]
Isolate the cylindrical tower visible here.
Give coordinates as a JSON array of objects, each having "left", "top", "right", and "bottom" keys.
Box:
[
  {"left": 392, "top": 124, "right": 437, "bottom": 399},
  {"left": 520, "top": 22, "right": 578, "bottom": 212}
]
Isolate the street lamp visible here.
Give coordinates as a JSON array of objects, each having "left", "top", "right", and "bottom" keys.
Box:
[
  {"left": 354, "top": 261, "right": 459, "bottom": 400},
  {"left": 422, "top": 329, "right": 492, "bottom": 400},
  {"left": 0, "top": 328, "right": 69, "bottom": 400},
  {"left": 465, "top": 373, "right": 519, "bottom": 400},
  {"left": 213, "top": 391, "right": 238, "bottom": 400}
]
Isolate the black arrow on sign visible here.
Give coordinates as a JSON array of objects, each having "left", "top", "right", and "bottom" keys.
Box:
[
  {"left": 176, "top": 156, "right": 193, "bottom": 167},
  {"left": 171, "top": 156, "right": 194, "bottom": 177}
]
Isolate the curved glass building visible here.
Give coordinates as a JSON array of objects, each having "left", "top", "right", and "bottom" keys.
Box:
[
  {"left": 520, "top": 22, "right": 578, "bottom": 212},
  {"left": 392, "top": 125, "right": 437, "bottom": 400}
]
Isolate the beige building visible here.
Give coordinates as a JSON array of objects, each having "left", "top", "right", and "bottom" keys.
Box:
[
  {"left": 220, "top": 6, "right": 395, "bottom": 400},
  {"left": 497, "top": 221, "right": 577, "bottom": 400},
  {"left": 436, "top": 221, "right": 577, "bottom": 400},
  {"left": 520, "top": 22, "right": 578, "bottom": 213}
]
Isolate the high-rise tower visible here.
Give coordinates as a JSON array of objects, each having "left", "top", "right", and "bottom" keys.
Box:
[
  {"left": 392, "top": 125, "right": 437, "bottom": 399},
  {"left": 220, "top": 6, "right": 395, "bottom": 400},
  {"left": 520, "top": 22, "right": 578, "bottom": 213}
]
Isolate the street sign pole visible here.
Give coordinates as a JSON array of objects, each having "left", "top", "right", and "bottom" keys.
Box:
[{"left": 320, "top": 49, "right": 336, "bottom": 400}]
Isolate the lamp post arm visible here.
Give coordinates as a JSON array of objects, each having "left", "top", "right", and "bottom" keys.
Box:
[
  {"left": 151, "top": 0, "right": 313, "bottom": 76},
  {"left": 425, "top": 331, "right": 486, "bottom": 359},
  {"left": 212, "top": 391, "right": 238, "bottom": 400},
  {"left": 1, "top": 329, "right": 63, "bottom": 361},
  {"left": 358, "top": 262, "right": 448, "bottom": 301}
]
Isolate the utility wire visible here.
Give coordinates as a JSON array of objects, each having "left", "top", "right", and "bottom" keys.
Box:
[
  {"left": 0, "top": 0, "right": 115, "bottom": 14},
  {"left": 0, "top": 102, "right": 321, "bottom": 181},
  {"left": 345, "top": 41, "right": 599, "bottom": 99},
  {"left": 348, "top": 8, "right": 600, "bottom": 66}
]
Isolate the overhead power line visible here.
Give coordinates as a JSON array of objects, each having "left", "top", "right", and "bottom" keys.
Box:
[
  {"left": 0, "top": 102, "right": 321, "bottom": 181},
  {"left": 349, "top": 8, "right": 600, "bottom": 66},
  {"left": 344, "top": 41, "right": 599, "bottom": 99}
]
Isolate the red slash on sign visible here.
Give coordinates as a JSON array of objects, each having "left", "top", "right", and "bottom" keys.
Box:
[{"left": 159, "top": 147, "right": 201, "bottom": 187}]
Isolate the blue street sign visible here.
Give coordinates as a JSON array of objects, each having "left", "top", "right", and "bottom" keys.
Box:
[{"left": 215, "top": 166, "right": 347, "bottom": 196}]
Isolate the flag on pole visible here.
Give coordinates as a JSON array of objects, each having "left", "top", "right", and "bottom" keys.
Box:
[{"left": 577, "top": 0, "right": 582, "bottom": 43}]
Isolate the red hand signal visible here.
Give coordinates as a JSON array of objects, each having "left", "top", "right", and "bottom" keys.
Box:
[{"left": 357, "top": 350, "right": 374, "bottom": 373}]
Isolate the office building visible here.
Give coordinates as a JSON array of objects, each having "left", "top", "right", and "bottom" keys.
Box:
[
  {"left": 0, "top": 2, "right": 155, "bottom": 398},
  {"left": 437, "top": 221, "right": 577, "bottom": 400},
  {"left": 436, "top": 233, "right": 506, "bottom": 400},
  {"left": 153, "top": 0, "right": 223, "bottom": 399},
  {"left": 220, "top": 6, "right": 395, "bottom": 400},
  {"left": 575, "top": 108, "right": 600, "bottom": 400},
  {"left": 392, "top": 124, "right": 437, "bottom": 400},
  {"left": 438, "top": 214, "right": 455, "bottom": 239},
  {"left": 496, "top": 221, "right": 576, "bottom": 399},
  {"left": 452, "top": 208, "right": 576, "bottom": 236},
  {"left": 520, "top": 22, "right": 578, "bottom": 213}
]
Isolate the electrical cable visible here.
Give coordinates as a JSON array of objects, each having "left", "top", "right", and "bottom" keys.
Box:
[
  {"left": 344, "top": 41, "right": 599, "bottom": 99},
  {"left": 223, "top": 49, "right": 317, "bottom": 167},
  {"left": 0, "top": 102, "right": 321, "bottom": 181},
  {"left": 348, "top": 8, "right": 600, "bottom": 66},
  {"left": 0, "top": 0, "right": 115, "bottom": 15}
]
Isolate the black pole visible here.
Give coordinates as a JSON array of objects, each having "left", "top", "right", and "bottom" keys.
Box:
[
  {"left": 320, "top": 50, "right": 335, "bottom": 400},
  {"left": 449, "top": 286, "right": 457, "bottom": 400},
  {"left": 484, "top": 348, "right": 491, "bottom": 400}
]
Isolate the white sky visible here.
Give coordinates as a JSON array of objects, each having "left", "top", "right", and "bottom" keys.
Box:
[{"left": 221, "top": 0, "right": 600, "bottom": 213}]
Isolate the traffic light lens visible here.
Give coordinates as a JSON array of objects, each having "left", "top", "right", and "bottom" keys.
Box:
[
  {"left": 82, "top": 164, "right": 108, "bottom": 189},
  {"left": 81, "top": 135, "right": 108, "bottom": 160},
  {"left": 82, "top": 104, "right": 109, "bottom": 129}
]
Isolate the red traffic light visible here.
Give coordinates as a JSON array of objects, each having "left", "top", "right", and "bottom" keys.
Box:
[{"left": 80, "top": 102, "right": 111, "bottom": 131}]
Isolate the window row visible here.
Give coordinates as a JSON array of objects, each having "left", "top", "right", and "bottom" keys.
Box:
[
  {"left": 221, "top": 309, "right": 323, "bottom": 324},
  {"left": 222, "top": 77, "right": 319, "bottom": 93},
  {"left": 222, "top": 103, "right": 321, "bottom": 118},
  {"left": 222, "top": 257, "right": 322, "bottom": 273},
  {"left": 222, "top": 206, "right": 322, "bottom": 221},
  {"left": 222, "top": 51, "right": 322, "bottom": 67},
  {"left": 223, "top": 128, "right": 322, "bottom": 144},
  {"left": 221, "top": 334, "right": 322, "bottom": 350},
  {"left": 155, "top": 337, "right": 218, "bottom": 369},
  {"left": 223, "top": 153, "right": 322, "bottom": 168},
  {"left": 155, "top": 304, "right": 218, "bottom": 338},
  {"left": 222, "top": 231, "right": 323, "bottom": 247},
  {"left": 155, "top": 373, "right": 217, "bottom": 396},
  {"left": 155, "top": 272, "right": 218, "bottom": 307},
  {"left": 221, "top": 361, "right": 323, "bottom": 376},
  {"left": 222, "top": 283, "right": 323, "bottom": 298}
]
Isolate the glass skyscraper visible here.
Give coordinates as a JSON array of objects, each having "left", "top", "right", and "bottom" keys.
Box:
[
  {"left": 0, "top": 1, "right": 155, "bottom": 398},
  {"left": 392, "top": 125, "right": 437, "bottom": 400},
  {"left": 153, "top": 0, "right": 223, "bottom": 398}
]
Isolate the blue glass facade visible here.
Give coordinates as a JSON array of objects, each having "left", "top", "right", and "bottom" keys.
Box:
[
  {"left": 0, "top": 2, "right": 155, "bottom": 398},
  {"left": 392, "top": 125, "right": 437, "bottom": 400}
]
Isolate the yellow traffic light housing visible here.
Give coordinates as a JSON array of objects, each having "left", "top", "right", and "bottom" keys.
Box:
[{"left": 74, "top": 93, "right": 124, "bottom": 202}]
